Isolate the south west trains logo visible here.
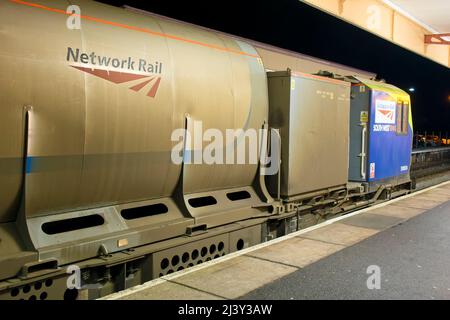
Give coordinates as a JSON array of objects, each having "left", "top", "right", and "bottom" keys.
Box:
[{"left": 66, "top": 47, "right": 163, "bottom": 98}]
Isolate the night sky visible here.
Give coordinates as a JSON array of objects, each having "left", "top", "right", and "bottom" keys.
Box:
[{"left": 99, "top": 0, "right": 450, "bottom": 132}]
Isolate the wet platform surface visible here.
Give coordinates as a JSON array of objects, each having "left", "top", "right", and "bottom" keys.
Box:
[{"left": 104, "top": 182, "right": 450, "bottom": 300}]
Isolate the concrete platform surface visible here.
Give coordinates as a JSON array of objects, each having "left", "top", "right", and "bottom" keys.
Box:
[
  {"left": 103, "top": 181, "right": 450, "bottom": 300},
  {"left": 243, "top": 199, "right": 450, "bottom": 300}
]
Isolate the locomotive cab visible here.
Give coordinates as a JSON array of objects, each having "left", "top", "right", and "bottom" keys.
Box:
[{"left": 348, "top": 77, "right": 413, "bottom": 193}]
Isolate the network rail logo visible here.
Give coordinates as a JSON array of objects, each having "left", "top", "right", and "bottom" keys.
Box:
[{"left": 67, "top": 47, "right": 163, "bottom": 98}]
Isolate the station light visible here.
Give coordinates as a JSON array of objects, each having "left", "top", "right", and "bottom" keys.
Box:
[{"left": 408, "top": 88, "right": 415, "bottom": 92}]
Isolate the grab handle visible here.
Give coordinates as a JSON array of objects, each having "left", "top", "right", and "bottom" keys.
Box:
[{"left": 359, "top": 124, "right": 367, "bottom": 179}]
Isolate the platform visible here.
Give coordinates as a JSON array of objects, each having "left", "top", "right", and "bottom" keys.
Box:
[{"left": 103, "top": 181, "right": 450, "bottom": 300}]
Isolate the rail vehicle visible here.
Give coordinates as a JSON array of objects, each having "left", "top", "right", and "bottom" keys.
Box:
[{"left": 0, "top": 0, "right": 413, "bottom": 300}]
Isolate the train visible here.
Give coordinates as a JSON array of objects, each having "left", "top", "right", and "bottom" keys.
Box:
[{"left": 0, "top": 0, "right": 413, "bottom": 300}]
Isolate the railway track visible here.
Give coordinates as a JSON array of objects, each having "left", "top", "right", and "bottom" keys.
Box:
[{"left": 411, "top": 147, "right": 450, "bottom": 190}]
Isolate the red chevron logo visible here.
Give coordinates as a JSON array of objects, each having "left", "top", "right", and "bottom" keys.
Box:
[
  {"left": 378, "top": 109, "right": 394, "bottom": 120},
  {"left": 71, "top": 66, "right": 162, "bottom": 98}
]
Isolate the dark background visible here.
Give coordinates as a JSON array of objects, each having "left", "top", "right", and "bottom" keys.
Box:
[{"left": 99, "top": 0, "right": 450, "bottom": 132}]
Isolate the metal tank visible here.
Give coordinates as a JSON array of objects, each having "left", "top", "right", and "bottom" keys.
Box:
[
  {"left": 266, "top": 70, "right": 350, "bottom": 200},
  {"left": 0, "top": 0, "right": 269, "bottom": 274}
]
